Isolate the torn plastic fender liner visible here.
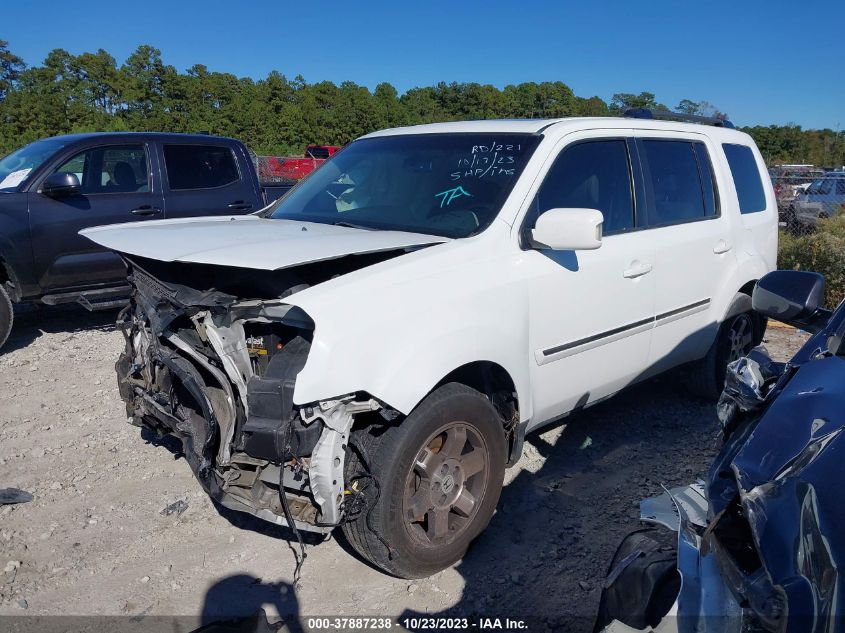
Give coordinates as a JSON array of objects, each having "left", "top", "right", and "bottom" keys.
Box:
[{"left": 147, "top": 350, "right": 219, "bottom": 489}]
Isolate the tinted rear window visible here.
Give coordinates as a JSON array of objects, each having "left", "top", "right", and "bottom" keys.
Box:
[
  {"left": 164, "top": 145, "right": 239, "bottom": 190},
  {"left": 693, "top": 144, "right": 719, "bottom": 217},
  {"left": 723, "top": 144, "right": 766, "bottom": 213}
]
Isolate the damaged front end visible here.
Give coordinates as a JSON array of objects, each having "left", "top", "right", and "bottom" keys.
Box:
[
  {"left": 705, "top": 344, "right": 845, "bottom": 633},
  {"left": 600, "top": 341, "right": 845, "bottom": 633},
  {"left": 115, "top": 256, "right": 385, "bottom": 532}
]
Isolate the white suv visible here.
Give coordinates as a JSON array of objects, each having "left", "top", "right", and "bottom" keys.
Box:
[{"left": 82, "top": 114, "right": 777, "bottom": 578}]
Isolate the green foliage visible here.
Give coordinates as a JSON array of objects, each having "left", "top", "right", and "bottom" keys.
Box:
[
  {"left": 0, "top": 42, "right": 841, "bottom": 169},
  {"left": 779, "top": 218, "right": 845, "bottom": 307},
  {"left": 0, "top": 39, "right": 25, "bottom": 101},
  {"left": 745, "top": 124, "right": 845, "bottom": 168},
  {"left": 610, "top": 91, "right": 668, "bottom": 113}
]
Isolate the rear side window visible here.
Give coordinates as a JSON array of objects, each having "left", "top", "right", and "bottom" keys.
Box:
[
  {"left": 164, "top": 145, "right": 239, "bottom": 190},
  {"left": 639, "top": 140, "right": 707, "bottom": 226},
  {"left": 693, "top": 144, "right": 719, "bottom": 217},
  {"left": 530, "top": 140, "right": 634, "bottom": 235},
  {"left": 723, "top": 143, "right": 766, "bottom": 214}
]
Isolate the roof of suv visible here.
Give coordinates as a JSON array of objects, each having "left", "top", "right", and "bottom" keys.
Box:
[{"left": 363, "top": 117, "right": 748, "bottom": 139}]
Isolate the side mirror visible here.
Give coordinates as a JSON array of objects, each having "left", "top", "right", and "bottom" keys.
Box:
[
  {"left": 40, "top": 172, "right": 80, "bottom": 198},
  {"left": 529, "top": 208, "right": 603, "bottom": 251},
  {"left": 752, "top": 270, "right": 825, "bottom": 324}
]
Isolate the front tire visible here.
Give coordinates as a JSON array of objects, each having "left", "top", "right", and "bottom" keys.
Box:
[
  {"left": 0, "top": 285, "right": 13, "bottom": 351},
  {"left": 343, "top": 383, "right": 506, "bottom": 578}
]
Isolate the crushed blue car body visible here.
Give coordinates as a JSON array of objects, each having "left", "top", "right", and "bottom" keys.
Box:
[{"left": 597, "top": 271, "right": 845, "bottom": 633}]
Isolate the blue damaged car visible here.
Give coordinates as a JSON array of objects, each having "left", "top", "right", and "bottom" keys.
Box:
[{"left": 596, "top": 269, "right": 845, "bottom": 633}]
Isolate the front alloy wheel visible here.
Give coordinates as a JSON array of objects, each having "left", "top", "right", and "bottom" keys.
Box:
[
  {"left": 403, "top": 422, "right": 490, "bottom": 546},
  {"left": 343, "top": 383, "right": 506, "bottom": 578}
]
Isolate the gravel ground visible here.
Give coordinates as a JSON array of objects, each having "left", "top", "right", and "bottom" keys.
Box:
[{"left": 0, "top": 306, "right": 809, "bottom": 632}]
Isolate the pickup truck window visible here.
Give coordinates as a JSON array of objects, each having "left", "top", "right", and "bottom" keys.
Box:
[
  {"left": 267, "top": 133, "right": 540, "bottom": 238},
  {"left": 163, "top": 144, "right": 239, "bottom": 190},
  {"left": 527, "top": 140, "right": 634, "bottom": 235},
  {"left": 640, "top": 140, "right": 709, "bottom": 226},
  {"left": 55, "top": 145, "right": 149, "bottom": 194},
  {"left": 0, "top": 138, "right": 71, "bottom": 192}
]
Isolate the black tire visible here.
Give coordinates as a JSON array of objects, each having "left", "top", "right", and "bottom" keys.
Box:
[
  {"left": 343, "top": 383, "right": 506, "bottom": 578},
  {"left": 0, "top": 284, "right": 13, "bottom": 351},
  {"left": 682, "top": 294, "right": 756, "bottom": 400}
]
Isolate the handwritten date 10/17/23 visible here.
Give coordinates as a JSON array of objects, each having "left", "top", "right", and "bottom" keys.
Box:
[{"left": 450, "top": 141, "right": 523, "bottom": 181}]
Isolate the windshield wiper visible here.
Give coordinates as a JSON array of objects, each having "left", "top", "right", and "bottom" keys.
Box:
[{"left": 330, "top": 220, "right": 374, "bottom": 230}]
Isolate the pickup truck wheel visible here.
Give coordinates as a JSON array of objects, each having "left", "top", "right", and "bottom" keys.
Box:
[
  {"left": 342, "top": 383, "right": 506, "bottom": 578},
  {"left": 683, "top": 298, "right": 755, "bottom": 400},
  {"left": 0, "top": 284, "right": 13, "bottom": 351}
]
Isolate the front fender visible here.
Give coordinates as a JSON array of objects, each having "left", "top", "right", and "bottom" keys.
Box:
[
  {"left": 289, "top": 239, "right": 533, "bottom": 421},
  {"left": 0, "top": 192, "right": 35, "bottom": 298},
  {"left": 294, "top": 309, "right": 533, "bottom": 422}
]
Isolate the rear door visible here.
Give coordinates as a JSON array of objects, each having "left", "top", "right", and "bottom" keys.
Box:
[
  {"left": 27, "top": 142, "right": 164, "bottom": 291},
  {"left": 634, "top": 134, "right": 738, "bottom": 375},
  {"left": 160, "top": 142, "right": 258, "bottom": 218}
]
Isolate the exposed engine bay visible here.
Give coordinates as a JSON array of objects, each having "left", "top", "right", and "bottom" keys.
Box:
[{"left": 115, "top": 253, "right": 403, "bottom": 532}]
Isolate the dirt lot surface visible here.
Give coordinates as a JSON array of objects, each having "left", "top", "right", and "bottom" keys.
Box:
[{"left": 0, "top": 307, "right": 810, "bottom": 631}]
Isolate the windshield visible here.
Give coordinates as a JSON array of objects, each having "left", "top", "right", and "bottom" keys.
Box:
[
  {"left": 806, "top": 178, "right": 833, "bottom": 195},
  {"left": 267, "top": 133, "right": 541, "bottom": 238},
  {"left": 0, "top": 138, "right": 70, "bottom": 192}
]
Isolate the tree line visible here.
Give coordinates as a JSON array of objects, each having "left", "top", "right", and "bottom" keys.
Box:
[{"left": 1, "top": 41, "right": 842, "bottom": 166}]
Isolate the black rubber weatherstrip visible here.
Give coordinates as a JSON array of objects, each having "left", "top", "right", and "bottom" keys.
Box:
[
  {"left": 656, "top": 298, "right": 710, "bottom": 321},
  {"left": 542, "top": 298, "right": 710, "bottom": 357}
]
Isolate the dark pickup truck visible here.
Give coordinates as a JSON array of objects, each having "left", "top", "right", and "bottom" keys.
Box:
[{"left": 0, "top": 132, "right": 291, "bottom": 349}]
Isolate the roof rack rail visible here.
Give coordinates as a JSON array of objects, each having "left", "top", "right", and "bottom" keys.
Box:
[{"left": 623, "top": 108, "right": 735, "bottom": 129}]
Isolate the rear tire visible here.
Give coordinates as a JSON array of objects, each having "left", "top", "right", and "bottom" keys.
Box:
[
  {"left": 343, "top": 383, "right": 506, "bottom": 578},
  {"left": 0, "top": 285, "right": 13, "bottom": 351},
  {"left": 683, "top": 295, "right": 756, "bottom": 400}
]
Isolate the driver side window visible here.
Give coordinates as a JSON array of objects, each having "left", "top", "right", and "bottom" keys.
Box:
[
  {"left": 54, "top": 145, "right": 149, "bottom": 194},
  {"left": 528, "top": 140, "right": 634, "bottom": 235}
]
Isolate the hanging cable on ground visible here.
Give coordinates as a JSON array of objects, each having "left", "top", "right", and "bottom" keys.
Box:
[{"left": 278, "top": 464, "right": 307, "bottom": 587}]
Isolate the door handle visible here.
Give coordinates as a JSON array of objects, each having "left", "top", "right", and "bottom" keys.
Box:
[
  {"left": 713, "top": 239, "right": 733, "bottom": 254},
  {"left": 623, "top": 262, "right": 653, "bottom": 279},
  {"left": 228, "top": 200, "right": 253, "bottom": 211},
  {"left": 130, "top": 206, "right": 162, "bottom": 216}
]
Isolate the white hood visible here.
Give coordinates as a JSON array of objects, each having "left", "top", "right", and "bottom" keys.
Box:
[{"left": 80, "top": 215, "right": 449, "bottom": 271}]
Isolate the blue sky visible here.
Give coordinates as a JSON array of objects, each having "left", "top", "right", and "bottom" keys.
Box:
[{"left": 5, "top": 0, "right": 843, "bottom": 129}]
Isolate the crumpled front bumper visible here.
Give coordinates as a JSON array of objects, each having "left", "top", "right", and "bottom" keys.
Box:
[
  {"left": 601, "top": 484, "right": 744, "bottom": 633},
  {"left": 113, "top": 261, "right": 365, "bottom": 534},
  {"left": 116, "top": 309, "right": 335, "bottom": 534}
]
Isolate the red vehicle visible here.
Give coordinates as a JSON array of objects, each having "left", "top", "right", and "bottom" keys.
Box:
[{"left": 257, "top": 145, "right": 341, "bottom": 183}]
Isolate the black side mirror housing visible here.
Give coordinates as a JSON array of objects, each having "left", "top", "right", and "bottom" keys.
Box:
[
  {"left": 752, "top": 270, "right": 825, "bottom": 327},
  {"left": 40, "top": 172, "right": 81, "bottom": 198}
]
